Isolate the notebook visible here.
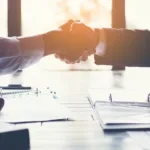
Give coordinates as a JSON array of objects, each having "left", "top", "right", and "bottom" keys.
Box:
[
  {"left": 0, "top": 89, "right": 70, "bottom": 123},
  {"left": 88, "top": 89, "right": 150, "bottom": 131},
  {"left": 0, "top": 123, "right": 29, "bottom": 149}
]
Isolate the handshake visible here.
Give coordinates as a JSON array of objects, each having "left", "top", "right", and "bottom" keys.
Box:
[{"left": 43, "top": 20, "right": 99, "bottom": 64}]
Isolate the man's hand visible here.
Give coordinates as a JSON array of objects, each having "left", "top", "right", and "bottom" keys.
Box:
[
  {"left": 57, "top": 20, "right": 98, "bottom": 64},
  {"left": 70, "top": 21, "right": 97, "bottom": 55},
  {"left": 56, "top": 20, "right": 97, "bottom": 63},
  {"left": 43, "top": 20, "right": 98, "bottom": 64}
]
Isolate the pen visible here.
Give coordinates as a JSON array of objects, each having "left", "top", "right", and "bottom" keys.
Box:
[{"left": 0, "top": 84, "right": 31, "bottom": 90}]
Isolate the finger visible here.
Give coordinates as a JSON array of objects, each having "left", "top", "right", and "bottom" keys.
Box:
[
  {"left": 83, "top": 51, "right": 89, "bottom": 58},
  {"left": 58, "top": 55, "right": 64, "bottom": 61},
  {"left": 59, "top": 20, "right": 74, "bottom": 31},
  {"left": 70, "top": 22, "right": 84, "bottom": 32},
  {"left": 79, "top": 55, "right": 84, "bottom": 61},
  {"left": 83, "top": 51, "right": 88, "bottom": 56},
  {"left": 77, "top": 55, "right": 84, "bottom": 62},
  {"left": 55, "top": 54, "right": 63, "bottom": 60},
  {"left": 56, "top": 52, "right": 66, "bottom": 61},
  {"left": 55, "top": 54, "right": 59, "bottom": 58},
  {"left": 60, "top": 58, "right": 64, "bottom": 62},
  {"left": 82, "top": 51, "right": 88, "bottom": 61},
  {"left": 71, "top": 62, "right": 75, "bottom": 64},
  {"left": 63, "top": 54, "right": 79, "bottom": 63},
  {"left": 66, "top": 59, "right": 75, "bottom": 64},
  {"left": 65, "top": 58, "right": 75, "bottom": 64},
  {"left": 70, "top": 22, "right": 93, "bottom": 34},
  {"left": 76, "top": 59, "right": 80, "bottom": 63},
  {"left": 88, "top": 49, "right": 95, "bottom": 55},
  {"left": 82, "top": 56, "right": 88, "bottom": 61},
  {"left": 64, "top": 59, "right": 71, "bottom": 64},
  {"left": 65, "top": 61, "right": 70, "bottom": 64}
]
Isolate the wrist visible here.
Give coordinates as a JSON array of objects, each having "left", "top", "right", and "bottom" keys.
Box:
[
  {"left": 18, "top": 35, "right": 44, "bottom": 54},
  {"left": 87, "top": 27, "right": 100, "bottom": 55},
  {"left": 17, "top": 35, "right": 44, "bottom": 68},
  {"left": 43, "top": 30, "right": 62, "bottom": 56},
  {"left": 94, "top": 28, "right": 106, "bottom": 56},
  {"left": 93, "top": 28, "right": 100, "bottom": 47}
]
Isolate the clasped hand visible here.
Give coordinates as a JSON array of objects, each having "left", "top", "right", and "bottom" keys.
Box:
[{"left": 43, "top": 20, "right": 98, "bottom": 64}]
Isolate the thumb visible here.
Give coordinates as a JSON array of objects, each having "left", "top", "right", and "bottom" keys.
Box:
[{"left": 59, "top": 20, "right": 74, "bottom": 31}]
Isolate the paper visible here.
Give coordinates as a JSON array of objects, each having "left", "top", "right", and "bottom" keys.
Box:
[
  {"left": 104, "top": 113, "right": 150, "bottom": 125},
  {"left": 0, "top": 95, "right": 71, "bottom": 123},
  {"left": 89, "top": 89, "right": 150, "bottom": 130},
  {"left": 93, "top": 102, "right": 150, "bottom": 132},
  {"left": 96, "top": 103, "right": 150, "bottom": 125}
]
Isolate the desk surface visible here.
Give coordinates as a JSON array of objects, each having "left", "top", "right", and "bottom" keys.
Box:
[{"left": 1, "top": 66, "right": 150, "bottom": 150}]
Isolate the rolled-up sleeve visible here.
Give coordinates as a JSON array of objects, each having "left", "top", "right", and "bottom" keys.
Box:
[{"left": 0, "top": 35, "right": 44, "bottom": 75}]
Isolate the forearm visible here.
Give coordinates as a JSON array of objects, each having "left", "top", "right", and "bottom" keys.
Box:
[
  {"left": 17, "top": 34, "right": 44, "bottom": 69},
  {"left": 94, "top": 28, "right": 150, "bottom": 67},
  {"left": 0, "top": 31, "right": 59, "bottom": 75}
]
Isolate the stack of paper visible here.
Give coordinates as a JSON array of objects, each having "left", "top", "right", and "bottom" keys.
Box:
[
  {"left": 96, "top": 103, "right": 150, "bottom": 131},
  {"left": 0, "top": 95, "right": 71, "bottom": 123},
  {"left": 88, "top": 89, "right": 150, "bottom": 131}
]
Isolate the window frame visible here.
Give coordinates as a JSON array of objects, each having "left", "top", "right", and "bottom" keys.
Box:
[
  {"left": 8, "top": 0, "right": 21, "bottom": 36},
  {"left": 112, "top": 0, "right": 126, "bottom": 28},
  {"left": 111, "top": 0, "right": 126, "bottom": 70},
  {"left": 7, "top": 0, "right": 125, "bottom": 36}
]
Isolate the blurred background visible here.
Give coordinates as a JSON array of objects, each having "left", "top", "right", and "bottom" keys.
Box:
[{"left": 0, "top": 0, "right": 149, "bottom": 71}]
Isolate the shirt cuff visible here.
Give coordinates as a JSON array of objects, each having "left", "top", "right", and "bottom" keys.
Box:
[
  {"left": 17, "top": 35, "right": 44, "bottom": 69},
  {"left": 95, "top": 28, "right": 106, "bottom": 56}
]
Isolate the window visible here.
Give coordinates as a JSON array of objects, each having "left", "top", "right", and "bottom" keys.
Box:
[
  {"left": 0, "top": 0, "right": 7, "bottom": 36},
  {"left": 21, "top": 0, "right": 112, "bottom": 70},
  {"left": 126, "top": 0, "right": 150, "bottom": 30}
]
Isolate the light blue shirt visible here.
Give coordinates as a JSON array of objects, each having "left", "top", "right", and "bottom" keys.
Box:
[{"left": 0, "top": 36, "right": 44, "bottom": 75}]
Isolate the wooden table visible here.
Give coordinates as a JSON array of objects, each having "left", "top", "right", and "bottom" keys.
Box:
[{"left": 1, "top": 66, "right": 150, "bottom": 150}]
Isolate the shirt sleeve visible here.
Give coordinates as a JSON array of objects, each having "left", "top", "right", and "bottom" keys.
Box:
[
  {"left": 94, "top": 28, "right": 150, "bottom": 67},
  {"left": 95, "top": 28, "right": 106, "bottom": 56},
  {"left": 0, "top": 35, "right": 44, "bottom": 75},
  {"left": 17, "top": 35, "right": 44, "bottom": 69}
]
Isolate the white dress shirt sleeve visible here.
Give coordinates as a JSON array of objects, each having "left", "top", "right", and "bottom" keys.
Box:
[
  {"left": 0, "top": 35, "right": 44, "bottom": 75},
  {"left": 95, "top": 28, "right": 106, "bottom": 56}
]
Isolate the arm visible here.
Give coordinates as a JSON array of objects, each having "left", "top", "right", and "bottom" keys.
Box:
[
  {"left": 0, "top": 20, "right": 95, "bottom": 74},
  {"left": 0, "top": 28, "right": 72, "bottom": 75},
  {"left": 0, "top": 34, "right": 47, "bottom": 75},
  {"left": 94, "top": 28, "right": 150, "bottom": 67}
]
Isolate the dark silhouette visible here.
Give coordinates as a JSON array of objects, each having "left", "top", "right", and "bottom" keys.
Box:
[{"left": 0, "top": 98, "right": 4, "bottom": 111}]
